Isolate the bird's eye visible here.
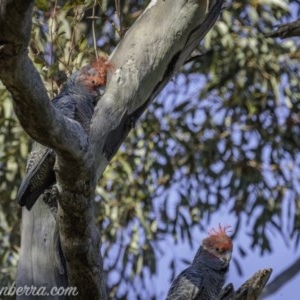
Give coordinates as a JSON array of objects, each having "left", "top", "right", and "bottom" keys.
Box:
[
  {"left": 91, "top": 80, "right": 95, "bottom": 84},
  {"left": 216, "top": 247, "right": 226, "bottom": 253}
]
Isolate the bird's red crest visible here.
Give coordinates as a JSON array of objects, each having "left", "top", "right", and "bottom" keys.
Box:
[
  {"left": 208, "top": 224, "right": 232, "bottom": 237},
  {"left": 203, "top": 224, "right": 233, "bottom": 251},
  {"left": 78, "top": 57, "right": 114, "bottom": 92},
  {"left": 89, "top": 56, "right": 113, "bottom": 86}
]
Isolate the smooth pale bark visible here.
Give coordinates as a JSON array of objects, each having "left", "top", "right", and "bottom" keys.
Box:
[
  {"left": 0, "top": 0, "right": 223, "bottom": 299},
  {"left": 17, "top": 200, "right": 68, "bottom": 300}
]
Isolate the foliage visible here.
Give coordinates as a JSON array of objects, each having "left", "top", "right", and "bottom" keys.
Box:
[
  {"left": 0, "top": 0, "right": 299, "bottom": 298},
  {"left": 0, "top": 84, "right": 23, "bottom": 287}
]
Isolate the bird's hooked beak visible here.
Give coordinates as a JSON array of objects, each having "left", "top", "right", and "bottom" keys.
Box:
[
  {"left": 222, "top": 251, "right": 232, "bottom": 264},
  {"left": 92, "top": 86, "right": 106, "bottom": 105},
  {"left": 98, "top": 86, "right": 105, "bottom": 96}
]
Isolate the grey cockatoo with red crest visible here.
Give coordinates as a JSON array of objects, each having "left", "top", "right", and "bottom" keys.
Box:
[
  {"left": 17, "top": 57, "right": 111, "bottom": 210},
  {"left": 166, "top": 224, "right": 233, "bottom": 300}
]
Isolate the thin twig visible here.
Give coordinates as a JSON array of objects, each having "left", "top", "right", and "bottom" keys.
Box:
[
  {"left": 115, "top": 0, "right": 123, "bottom": 38},
  {"left": 67, "top": 6, "right": 81, "bottom": 69},
  {"left": 92, "top": 0, "right": 98, "bottom": 58},
  {"left": 97, "top": 1, "right": 121, "bottom": 38},
  {"left": 50, "top": 0, "right": 58, "bottom": 95}
]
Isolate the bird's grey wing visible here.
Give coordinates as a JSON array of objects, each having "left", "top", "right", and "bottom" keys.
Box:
[
  {"left": 53, "top": 94, "right": 93, "bottom": 132},
  {"left": 166, "top": 268, "right": 204, "bottom": 300},
  {"left": 52, "top": 94, "right": 76, "bottom": 118},
  {"left": 74, "top": 96, "right": 95, "bottom": 133},
  {"left": 17, "top": 143, "right": 55, "bottom": 210},
  {"left": 17, "top": 95, "right": 77, "bottom": 210}
]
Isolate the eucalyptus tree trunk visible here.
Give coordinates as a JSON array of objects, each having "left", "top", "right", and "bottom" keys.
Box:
[{"left": 0, "top": 0, "right": 223, "bottom": 299}]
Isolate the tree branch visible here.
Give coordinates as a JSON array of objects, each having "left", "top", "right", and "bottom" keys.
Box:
[
  {"left": 220, "top": 268, "right": 273, "bottom": 300},
  {"left": 90, "top": 0, "right": 224, "bottom": 178},
  {"left": 261, "top": 256, "right": 300, "bottom": 298},
  {"left": 0, "top": 0, "right": 88, "bottom": 162},
  {"left": 57, "top": 189, "right": 106, "bottom": 300},
  {"left": 235, "top": 269, "right": 272, "bottom": 300},
  {"left": 266, "top": 19, "right": 300, "bottom": 38}
]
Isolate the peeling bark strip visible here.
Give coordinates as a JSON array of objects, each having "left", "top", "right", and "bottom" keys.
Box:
[{"left": 0, "top": 1, "right": 223, "bottom": 300}]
